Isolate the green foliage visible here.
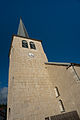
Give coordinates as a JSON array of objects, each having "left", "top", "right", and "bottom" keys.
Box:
[
  {"left": 0, "top": 104, "right": 7, "bottom": 108},
  {"left": 0, "top": 104, "right": 7, "bottom": 119}
]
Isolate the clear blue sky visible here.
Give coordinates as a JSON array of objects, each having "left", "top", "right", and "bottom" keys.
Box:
[{"left": 0, "top": 0, "right": 80, "bottom": 89}]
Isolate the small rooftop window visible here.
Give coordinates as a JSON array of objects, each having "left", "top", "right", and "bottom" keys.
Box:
[
  {"left": 22, "top": 40, "right": 28, "bottom": 48},
  {"left": 30, "top": 41, "right": 36, "bottom": 49}
]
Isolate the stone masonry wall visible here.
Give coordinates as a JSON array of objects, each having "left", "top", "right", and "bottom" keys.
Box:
[{"left": 7, "top": 36, "right": 80, "bottom": 120}]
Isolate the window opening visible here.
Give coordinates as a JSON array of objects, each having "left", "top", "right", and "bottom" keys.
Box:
[
  {"left": 30, "top": 41, "right": 36, "bottom": 49},
  {"left": 22, "top": 40, "right": 28, "bottom": 48},
  {"left": 54, "top": 86, "right": 60, "bottom": 98},
  {"left": 58, "top": 100, "right": 65, "bottom": 112}
]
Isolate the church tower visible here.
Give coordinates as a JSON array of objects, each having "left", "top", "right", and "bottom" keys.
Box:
[
  {"left": 7, "top": 19, "right": 52, "bottom": 120},
  {"left": 7, "top": 19, "right": 80, "bottom": 120}
]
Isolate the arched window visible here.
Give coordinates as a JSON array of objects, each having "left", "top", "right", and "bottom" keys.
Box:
[
  {"left": 54, "top": 86, "right": 60, "bottom": 98},
  {"left": 58, "top": 100, "right": 65, "bottom": 112},
  {"left": 22, "top": 40, "right": 28, "bottom": 48},
  {"left": 30, "top": 41, "right": 36, "bottom": 49}
]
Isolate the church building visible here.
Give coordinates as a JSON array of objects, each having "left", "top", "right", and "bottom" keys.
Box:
[{"left": 7, "top": 19, "right": 80, "bottom": 120}]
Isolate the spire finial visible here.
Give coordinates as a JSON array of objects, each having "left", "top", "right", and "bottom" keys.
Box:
[{"left": 17, "top": 18, "right": 29, "bottom": 38}]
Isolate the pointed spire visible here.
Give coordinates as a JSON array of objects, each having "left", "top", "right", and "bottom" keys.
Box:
[{"left": 17, "top": 18, "right": 29, "bottom": 38}]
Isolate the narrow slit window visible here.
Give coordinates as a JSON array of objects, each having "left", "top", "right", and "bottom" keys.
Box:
[
  {"left": 22, "top": 40, "right": 28, "bottom": 48},
  {"left": 9, "top": 108, "right": 10, "bottom": 112},
  {"left": 58, "top": 100, "right": 65, "bottom": 112},
  {"left": 54, "top": 86, "right": 60, "bottom": 98},
  {"left": 30, "top": 41, "right": 36, "bottom": 49}
]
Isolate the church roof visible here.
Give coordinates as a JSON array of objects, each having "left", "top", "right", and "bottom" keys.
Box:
[
  {"left": 45, "top": 62, "right": 80, "bottom": 67},
  {"left": 17, "top": 18, "right": 29, "bottom": 38}
]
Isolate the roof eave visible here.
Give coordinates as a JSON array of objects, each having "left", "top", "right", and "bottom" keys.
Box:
[{"left": 45, "top": 62, "right": 80, "bottom": 67}]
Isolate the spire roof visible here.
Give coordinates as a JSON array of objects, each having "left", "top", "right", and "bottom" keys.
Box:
[{"left": 17, "top": 18, "right": 29, "bottom": 38}]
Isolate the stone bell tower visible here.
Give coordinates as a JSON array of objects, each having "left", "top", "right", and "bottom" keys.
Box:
[
  {"left": 7, "top": 18, "right": 54, "bottom": 120},
  {"left": 7, "top": 18, "right": 80, "bottom": 120}
]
